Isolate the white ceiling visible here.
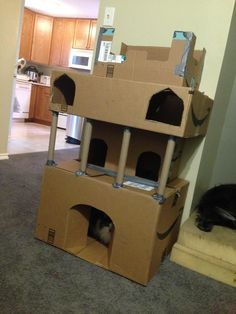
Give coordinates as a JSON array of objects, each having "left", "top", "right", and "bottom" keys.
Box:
[{"left": 24, "top": 0, "right": 100, "bottom": 18}]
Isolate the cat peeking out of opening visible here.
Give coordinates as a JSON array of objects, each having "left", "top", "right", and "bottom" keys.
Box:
[
  {"left": 88, "top": 207, "right": 114, "bottom": 245},
  {"left": 196, "top": 184, "right": 236, "bottom": 232}
]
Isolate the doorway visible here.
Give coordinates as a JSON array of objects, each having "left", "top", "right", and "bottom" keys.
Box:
[{"left": 8, "top": 0, "right": 100, "bottom": 155}]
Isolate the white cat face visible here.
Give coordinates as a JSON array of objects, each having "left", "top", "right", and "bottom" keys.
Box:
[
  {"left": 92, "top": 214, "right": 114, "bottom": 245},
  {"left": 99, "top": 225, "right": 112, "bottom": 245}
]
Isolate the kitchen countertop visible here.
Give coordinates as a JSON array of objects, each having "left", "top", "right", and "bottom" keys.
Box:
[
  {"left": 16, "top": 78, "right": 50, "bottom": 87},
  {"left": 16, "top": 74, "right": 51, "bottom": 87},
  {"left": 32, "top": 82, "right": 51, "bottom": 87}
]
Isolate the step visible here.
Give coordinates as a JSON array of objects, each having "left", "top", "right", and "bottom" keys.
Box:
[{"left": 170, "top": 212, "right": 236, "bottom": 287}]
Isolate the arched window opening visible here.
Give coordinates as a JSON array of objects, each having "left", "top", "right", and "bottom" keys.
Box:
[
  {"left": 88, "top": 138, "right": 108, "bottom": 167},
  {"left": 146, "top": 88, "right": 184, "bottom": 126},
  {"left": 69, "top": 204, "right": 114, "bottom": 247},
  {"left": 135, "top": 151, "right": 161, "bottom": 181},
  {"left": 53, "top": 74, "right": 76, "bottom": 106}
]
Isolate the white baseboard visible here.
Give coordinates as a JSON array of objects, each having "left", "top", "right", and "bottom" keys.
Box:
[{"left": 0, "top": 153, "right": 9, "bottom": 160}]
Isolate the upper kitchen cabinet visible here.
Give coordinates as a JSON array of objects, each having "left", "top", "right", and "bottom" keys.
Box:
[
  {"left": 19, "top": 8, "right": 97, "bottom": 66},
  {"left": 73, "top": 19, "right": 97, "bottom": 50},
  {"left": 50, "top": 18, "right": 76, "bottom": 67},
  {"left": 31, "top": 14, "right": 53, "bottom": 65},
  {"left": 87, "top": 19, "right": 97, "bottom": 50},
  {"left": 19, "top": 8, "right": 35, "bottom": 60}
]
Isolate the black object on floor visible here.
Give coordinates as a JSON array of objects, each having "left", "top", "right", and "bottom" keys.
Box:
[
  {"left": 65, "top": 135, "right": 81, "bottom": 145},
  {"left": 196, "top": 184, "right": 236, "bottom": 232}
]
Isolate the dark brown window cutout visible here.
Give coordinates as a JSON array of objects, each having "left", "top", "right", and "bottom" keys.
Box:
[
  {"left": 53, "top": 74, "right": 76, "bottom": 106},
  {"left": 88, "top": 138, "right": 108, "bottom": 167},
  {"left": 135, "top": 151, "right": 161, "bottom": 181},
  {"left": 146, "top": 88, "right": 184, "bottom": 126}
]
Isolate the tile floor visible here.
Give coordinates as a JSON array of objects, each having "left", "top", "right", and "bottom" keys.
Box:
[{"left": 8, "top": 120, "right": 77, "bottom": 155}]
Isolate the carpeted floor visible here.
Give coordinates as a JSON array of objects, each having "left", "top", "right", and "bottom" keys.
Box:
[{"left": 0, "top": 149, "right": 235, "bottom": 314}]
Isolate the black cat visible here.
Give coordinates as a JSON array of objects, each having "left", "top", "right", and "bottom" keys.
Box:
[{"left": 196, "top": 184, "right": 236, "bottom": 232}]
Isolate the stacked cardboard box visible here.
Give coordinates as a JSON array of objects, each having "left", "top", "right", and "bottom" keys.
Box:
[{"left": 35, "top": 31, "right": 213, "bottom": 285}]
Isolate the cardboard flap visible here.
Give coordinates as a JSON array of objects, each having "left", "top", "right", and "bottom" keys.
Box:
[{"left": 120, "top": 42, "right": 170, "bottom": 61}]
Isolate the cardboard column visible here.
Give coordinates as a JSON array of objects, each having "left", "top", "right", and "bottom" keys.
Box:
[
  {"left": 47, "top": 111, "right": 58, "bottom": 166},
  {"left": 78, "top": 119, "right": 93, "bottom": 174},
  {"left": 78, "top": 118, "right": 86, "bottom": 161},
  {"left": 114, "top": 127, "right": 131, "bottom": 187},
  {"left": 154, "top": 136, "right": 176, "bottom": 202}
]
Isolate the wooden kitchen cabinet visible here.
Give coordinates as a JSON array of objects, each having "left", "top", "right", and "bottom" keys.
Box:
[
  {"left": 73, "top": 19, "right": 97, "bottom": 49},
  {"left": 50, "top": 18, "right": 75, "bottom": 67},
  {"left": 19, "top": 9, "right": 97, "bottom": 66},
  {"left": 87, "top": 20, "right": 97, "bottom": 49},
  {"left": 28, "top": 84, "right": 37, "bottom": 120},
  {"left": 34, "top": 85, "right": 52, "bottom": 123},
  {"left": 29, "top": 85, "right": 52, "bottom": 125},
  {"left": 31, "top": 14, "right": 53, "bottom": 65},
  {"left": 19, "top": 8, "right": 35, "bottom": 60}
]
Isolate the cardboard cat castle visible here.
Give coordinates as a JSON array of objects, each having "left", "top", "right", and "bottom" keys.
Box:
[{"left": 35, "top": 31, "right": 213, "bottom": 285}]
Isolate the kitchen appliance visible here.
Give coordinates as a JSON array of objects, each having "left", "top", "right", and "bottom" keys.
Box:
[
  {"left": 24, "top": 65, "right": 39, "bottom": 82},
  {"left": 69, "top": 49, "right": 93, "bottom": 70},
  {"left": 58, "top": 113, "right": 67, "bottom": 129},
  {"left": 13, "top": 79, "right": 32, "bottom": 119},
  {"left": 40, "top": 75, "right": 51, "bottom": 85},
  {"left": 66, "top": 115, "right": 84, "bottom": 144},
  {"left": 17, "top": 58, "right": 26, "bottom": 74}
]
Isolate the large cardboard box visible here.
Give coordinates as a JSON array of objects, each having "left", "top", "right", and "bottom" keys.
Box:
[
  {"left": 35, "top": 161, "right": 189, "bottom": 285},
  {"left": 50, "top": 71, "right": 213, "bottom": 138}
]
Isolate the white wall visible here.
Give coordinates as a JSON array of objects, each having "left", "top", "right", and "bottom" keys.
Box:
[
  {"left": 210, "top": 3, "right": 236, "bottom": 185},
  {"left": 97, "top": 0, "right": 234, "bottom": 98},
  {"left": 96, "top": 0, "right": 235, "bottom": 222},
  {"left": 0, "top": 0, "right": 24, "bottom": 159},
  {"left": 195, "top": 2, "right": 236, "bottom": 201},
  {"left": 210, "top": 77, "right": 236, "bottom": 184}
]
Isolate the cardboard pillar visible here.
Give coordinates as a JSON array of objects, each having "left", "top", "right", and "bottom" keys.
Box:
[
  {"left": 155, "top": 136, "right": 176, "bottom": 202},
  {"left": 114, "top": 127, "right": 131, "bottom": 187},
  {"left": 47, "top": 111, "right": 58, "bottom": 165},
  {"left": 78, "top": 119, "right": 93, "bottom": 174},
  {"left": 78, "top": 118, "right": 86, "bottom": 161}
]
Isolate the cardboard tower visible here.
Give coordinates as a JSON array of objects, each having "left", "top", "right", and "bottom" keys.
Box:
[{"left": 35, "top": 31, "right": 213, "bottom": 285}]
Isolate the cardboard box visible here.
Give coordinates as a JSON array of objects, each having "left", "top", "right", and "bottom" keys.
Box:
[
  {"left": 35, "top": 161, "right": 189, "bottom": 285},
  {"left": 50, "top": 71, "right": 213, "bottom": 138},
  {"left": 93, "top": 31, "right": 206, "bottom": 89}
]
